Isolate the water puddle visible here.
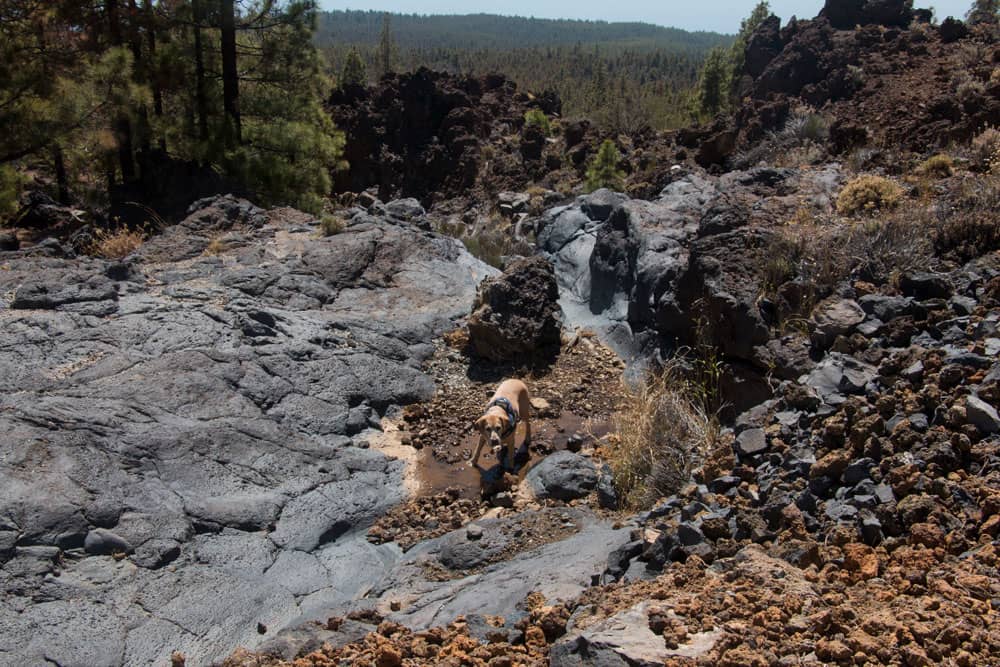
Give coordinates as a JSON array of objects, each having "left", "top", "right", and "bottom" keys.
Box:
[{"left": 409, "top": 411, "right": 612, "bottom": 499}]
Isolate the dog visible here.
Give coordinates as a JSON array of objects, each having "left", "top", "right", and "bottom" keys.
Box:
[{"left": 470, "top": 379, "right": 532, "bottom": 470}]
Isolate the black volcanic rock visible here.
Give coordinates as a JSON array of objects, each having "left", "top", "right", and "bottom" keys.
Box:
[
  {"left": 328, "top": 68, "right": 560, "bottom": 204},
  {"left": 468, "top": 255, "right": 562, "bottom": 363}
]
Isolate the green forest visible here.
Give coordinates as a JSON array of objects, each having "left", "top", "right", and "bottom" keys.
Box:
[
  {"left": 316, "top": 10, "right": 733, "bottom": 131},
  {"left": 1, "top": 0, "right": 342, "bottom": 215},
  {"left": 1, "top": 2, "right": 737, "bottom": 218}
]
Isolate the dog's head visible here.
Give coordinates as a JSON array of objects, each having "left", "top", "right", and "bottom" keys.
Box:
[{"left": 475, "top": 412, "right": 507, "bottom": 446}]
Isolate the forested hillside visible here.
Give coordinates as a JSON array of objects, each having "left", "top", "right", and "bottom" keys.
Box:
[
  {"left": 1, "top": 1, "right": 341, "bottom": 217},
  {"left": 316, "top": 11, "right": 733, "bottom": 130}
]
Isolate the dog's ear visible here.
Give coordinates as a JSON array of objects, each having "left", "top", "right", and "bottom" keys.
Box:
[{"left": 473, "top": 416, "right": 486, "bottom": 432}]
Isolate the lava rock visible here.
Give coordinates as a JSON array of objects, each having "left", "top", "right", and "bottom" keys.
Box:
[
  {"left": 735, "top": 428, "right": 768, "bottom": 458},
  {"left": 900, "top": 272, "right": 952, "bottom": 300},
  {"left": 83, "top": 529, "right": 133, "bottom": 556},
  {"left": 468, "top": 255, "right": 562, "bottom": 363},
  {"left": 844, "top": 458, "right": 876, "bottom": 486},
  {"left": 597, "top": 464, "right": 618, "bottom": 510},
  {"left": 811, "top": 297, "right": 865, "bottom": 348},
  {"left": 858, "top": 294, "right": 918, "bottom": 322},
  {"left": 0, "top": 230, "right": 18, "bottom": 251},
  {"left": 966, "top": 395, "right": 1000, "bottom": 434},
  {"left": 526, "top": 451, "right": 598, "bottom": 501}
]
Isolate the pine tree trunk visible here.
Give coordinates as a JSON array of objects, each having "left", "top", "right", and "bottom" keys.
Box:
[
  {"left": 192, "top": 0, "right": 210, "bottom": 142},
  {"left": 220, "top": 0, "right": 241, "bottom": 144},
  {"left": 53, "top": 145, "right": 69, "bottom": 205},
  {"left": 107, "top": 0, "right": 137, "bottom": 184},
  {"left": 143, "top": 0, "right": 166, "bottom": 151}
]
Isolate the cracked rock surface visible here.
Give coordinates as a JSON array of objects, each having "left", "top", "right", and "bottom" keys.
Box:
[{"left": 0, "top": 196, "right": 495, "bottom": 666}]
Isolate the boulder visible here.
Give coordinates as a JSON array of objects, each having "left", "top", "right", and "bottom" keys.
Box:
[
  {"left": 552, "top": 601, "right": 721, "bottom": 666},
  {"left": 900, "top": 272, "right": 952, "bottom": 300},
  {"left": 468, "top": 256, "right": 562, "bottom": 363},
  {"left": 810, "top": 297, "right": 865, "bottom": 348},
  {"left": 0, "top": 230, "right": 18, "bottom": 251},
  {"left": 526, "top": 451, "right": 598, "bottom": 501},
  {"left": 966, "top": 395, "right": 1000, "bottom": 434},
  {"left": 744, "top": 15, "right": 783, "bottom": 78}
]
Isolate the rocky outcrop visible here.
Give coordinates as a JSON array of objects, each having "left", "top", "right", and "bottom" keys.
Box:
[
  {"left": 328, "top": 69, "right": 560, "bottom": 204},
  {"left": 0, "top": 195, "right": 496, "bottom": 665},
  {"left": 820, "top": 0, "right": 915, "bottom": 29},
  {"left": 693, "top": 3, "right": 1000, "bottom": 167},
  {"left": 467, "top": 255, "right": 562, "bottom": 363},
  {"left": 537, "top": 166, "right": 839, "bottom": 408}
]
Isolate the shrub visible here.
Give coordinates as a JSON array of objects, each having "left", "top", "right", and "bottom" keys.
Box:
[
  {"left": 761, "top": 213, "right": 933, "bottom": 321},
  {"left": 319, "top": 214, "right": 345, "bottom": 236},
  {"left": 461, "top": 229, "right": 533, "bottom": 269},
  {"left": 88, "top": 226, "right": 145, "bottom": 259},
  {"left": 971, "top": 127, "right": 1000, "bottom": 171},
  {"left": 340, "top": 48, "right": 367, "bottom": 88},
  {"left": 609, "top": 364, "right": 719, "bottom": 510},
  {"left": 836, "top": 175, "right": 904, "bottom": 215},
  {"left": 732, "top": 108, "right": 830, "bottom": 169},
  {"left": 523, "top": 109, "right": 551, "bottom": 136},
  {"left": 932, "top": 175, "right": 1000, "bottom": 261},
  {"left": 0, "top": 165, "right": 23, "bottom": 222},
  {"left": 585, "top": 140, "right": 625, "bottom": 193},
  {"left": 917, "top": 154, "right": 954, "bottom": 178}
]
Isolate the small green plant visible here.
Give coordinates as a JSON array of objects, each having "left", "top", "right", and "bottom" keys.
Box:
[
  {"left": 319, "top": 214, "right": 345, "bottom": 237},
  {"left": 836, "top": 175, "right": 904, "bottom": 215},
  {"left": 0, "top": 165, "right": 23, "bottom": 222},
  {"left": 523, "top": 109, "right": 551, "bottom": 136},
  {"left": 917, "top": 154, "right": 955, "bottom": 178},
  {"left": 585, "top": 140, "right": 625, "bottom": 193}
]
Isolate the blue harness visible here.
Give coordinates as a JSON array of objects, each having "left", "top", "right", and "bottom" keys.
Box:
[{"left": 486, "top": 397, "right": 518, "bottom": 437}]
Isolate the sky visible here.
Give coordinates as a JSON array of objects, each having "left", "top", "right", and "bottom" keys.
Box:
[{"left": 318, "top": 1, "right": 973, "bottom": 34}]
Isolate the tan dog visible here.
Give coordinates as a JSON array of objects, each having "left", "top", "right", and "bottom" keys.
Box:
[{"left": 471, "top": 379, "right": 532, "bottom": 470}]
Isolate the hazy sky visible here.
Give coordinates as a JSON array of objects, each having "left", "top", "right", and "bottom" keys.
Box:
[{"left": 319, "top": 1, "right": 972, "bottom": 34}]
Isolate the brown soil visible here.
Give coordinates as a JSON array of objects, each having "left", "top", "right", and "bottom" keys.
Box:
[{"left": 367, "top": 329, "right": 623, "bottom": 551}]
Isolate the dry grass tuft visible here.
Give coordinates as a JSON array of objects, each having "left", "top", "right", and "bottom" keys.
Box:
[
  {"left": 609, "top": 364, "right": 720, "bottom": 510},
  {"left": 204, "top": 235, "right": 226, "bottom": 255},
  {"left": 89, "top": 226, "right": 145, "bottom": 259},
  {"left": 916, "top": 154, "right": 954, "bottom": 178},
  {"left": 319, "top": 214, "right": 345, "bottom": 237},
  {"left": 761, "top": 213, "right": 933, "bottom": 320},
  {"left": 836, "top": 175, "right": 904, "bottom": 215},
  {"left": 932, "top": 174, "right": 1000, "bottom": 262}
]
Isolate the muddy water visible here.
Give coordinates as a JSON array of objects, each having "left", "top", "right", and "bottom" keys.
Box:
[{"left": 416, "top": 412, "right": 612, "bottom": 499}]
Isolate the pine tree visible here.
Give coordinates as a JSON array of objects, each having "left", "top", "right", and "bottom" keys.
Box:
[
  {"left": 730, "top": 1, "right": 771, "bottom": 78},
  {"left": 341, "top": 48, "right": 367, "bottom": 87},
  {"left": 1, "top": 0, "right": 344, "bottom": 214},
  {"left": 378, "top": 13, "right": 395, "bottom": 77},
  {"left": 967, "top": 0, "right": 999, "bottom": 23},
  {"left": 585, "top": 140, "right": 625, "bottom": 192},
  {"left": 695, "top": 47, "right": 729, "bottom": 118}
]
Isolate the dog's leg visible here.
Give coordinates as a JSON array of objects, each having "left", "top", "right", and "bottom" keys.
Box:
[
  {"left": 470, "top": 435, "right": 485, "bottom": 467},
  {"left": 524, "top": 418, "right": 532, "bottom": 447},
  {"left": 504, "top": 436, "right": 515, "bottom": 470}
]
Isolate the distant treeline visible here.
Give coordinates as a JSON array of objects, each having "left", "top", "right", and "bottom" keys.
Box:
[{"left": 316, "top": 10, "right": 733, "bottom": 130}]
